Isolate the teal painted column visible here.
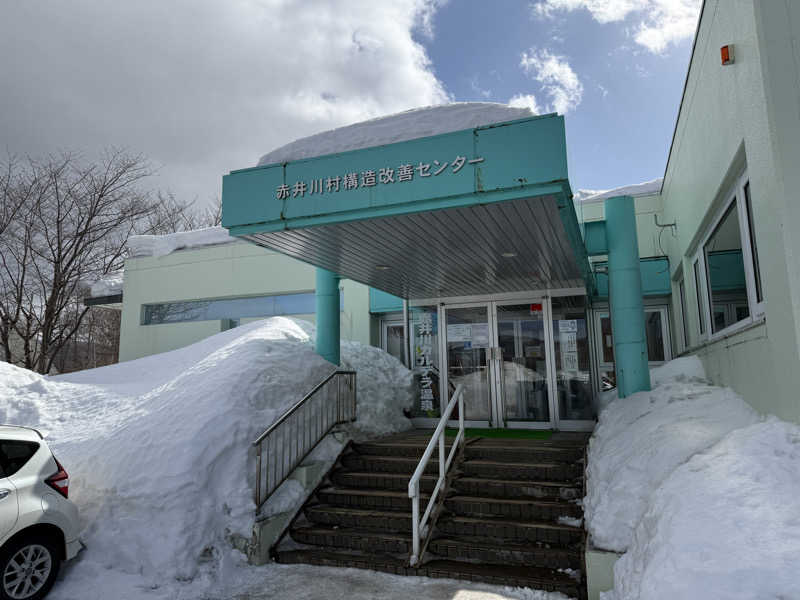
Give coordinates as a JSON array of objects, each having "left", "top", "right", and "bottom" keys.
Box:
[
  {"left": 315, "top": 268, "right": 341, "bottom": 365},
  {"left": 605, "top": 195, "right": 651, "bottom": 397}
]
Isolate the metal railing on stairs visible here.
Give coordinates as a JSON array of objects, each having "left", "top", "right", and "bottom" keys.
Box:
[
  {"left": 407, "top": 383, "right": 465, "bottom": 566},
  {"left": 252, "top": 369, "right": 357, "bottom": 510}
]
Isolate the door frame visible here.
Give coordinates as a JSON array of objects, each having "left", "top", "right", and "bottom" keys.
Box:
[
  {"left": 492, "top": 297, "right": 556, "bottom": 430},
  {"left": 440, "top": 301, "right": 495, "bottom": 429},
  {"left": 379, "top": 316, "right": 405, "bottom": 362}
]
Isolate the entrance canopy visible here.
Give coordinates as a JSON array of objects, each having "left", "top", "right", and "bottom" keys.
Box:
[{"left": 222, "top": 109, "right": 592, "bottom": 299}]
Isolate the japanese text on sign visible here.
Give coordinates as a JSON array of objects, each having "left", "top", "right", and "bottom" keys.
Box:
[{"left": 275, "top": 156, "right": 485, "bottom": 199}]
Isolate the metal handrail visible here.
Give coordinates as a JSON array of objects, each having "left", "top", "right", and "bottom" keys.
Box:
[
  {"left": 407, "top": 384, "right": 465, "bottom": 566},
  {"left": 252, "top": 369, "right": 357, "bottom": 510}
]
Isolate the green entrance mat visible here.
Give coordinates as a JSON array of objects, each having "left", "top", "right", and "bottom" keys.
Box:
[{"left": 445, "top": 428, "right": 553, "bottom": 440}]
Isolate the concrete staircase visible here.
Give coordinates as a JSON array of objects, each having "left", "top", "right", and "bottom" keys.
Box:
[{"left": 274, "top": 430, "right": 589, "bottom": 598}]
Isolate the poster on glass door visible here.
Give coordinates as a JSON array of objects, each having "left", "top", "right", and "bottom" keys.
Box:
[{"left": 558, "top": 319, "right": 579, "bottom": 372}]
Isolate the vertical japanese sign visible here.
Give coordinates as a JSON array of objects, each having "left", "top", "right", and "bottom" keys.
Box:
[
  {"left": 558, "top": 319, "right": 579, "bottom": 372},
  {"left": 415, "top": 312, "right": 436, "bottom": 413}
]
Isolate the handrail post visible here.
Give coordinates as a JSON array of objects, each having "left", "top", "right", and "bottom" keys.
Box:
[
  {"left": 410, "top": 483, "right": 420, "bottom": 565},
  {"left": 255, "top": 443, "right": 262, "bottom": 507}
]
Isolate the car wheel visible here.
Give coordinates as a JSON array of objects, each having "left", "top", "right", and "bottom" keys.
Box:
[{"left": 0, "top": 537, "right": 60, "bottom": 600}]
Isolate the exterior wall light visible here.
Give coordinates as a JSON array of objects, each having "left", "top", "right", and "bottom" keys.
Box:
[
  {"left": 721, "top": 44, "right": 734, "bottom": 65},
  {"left": 501, "top": 252, "right": 517, "bottom": 258},
  {"left": 375, "top": 265, "right": 391, "bottom": 270}
]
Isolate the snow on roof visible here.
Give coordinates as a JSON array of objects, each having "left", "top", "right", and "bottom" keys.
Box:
[
  {"left": 127, "top": 226, "right": 237, "bottom": 259},
  {"left": 576, "top": 178, "right": 663, "bottom": 203},
  {"left": 89, "top": 272, "right": 124, "bottom": 298},
  {"left": 257, "top": 102, "right": 537, "bottom": 166}
]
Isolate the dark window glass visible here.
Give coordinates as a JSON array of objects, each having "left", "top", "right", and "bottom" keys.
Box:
[
  {"left": 142, "top": 291, "right": 342, "bottom": 325},
  {"left": 704, "top": 200, "right": 749, "bottom": 333},
  {"left": 0, "top": 440, "right": 40, "bottom": 478},
  {"left": 644, "top": 311, "right": 665, "bottom": 361},
  {"left": 694, "top": 260, "right": 705, "bottom": 334},
  {"left": 601, "top": 310, "right": 666, "bottom": 368},
  {"left": 744, "top": 182, "right": 763, "bottom": 303}
]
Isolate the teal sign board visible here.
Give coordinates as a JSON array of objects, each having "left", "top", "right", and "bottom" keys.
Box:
[{"left": 222, "top": 114, "right": 570, "bottom": 235}]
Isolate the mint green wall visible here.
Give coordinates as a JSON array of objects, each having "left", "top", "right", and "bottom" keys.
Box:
[
  {"left": 118, "top": 242, "right": 371, "bottom": 362},
  {"left": 659, "top": 0, "right": 800, "bottom": 423}
]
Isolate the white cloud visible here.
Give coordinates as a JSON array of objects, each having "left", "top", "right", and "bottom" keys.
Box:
[
  {"left": 519, "top": 49, "right": 583, "bottom": 114},
  {"left": 508, "top": 93, "right": 542, "bottom": 114},
  {"left": 532, "top": 0, "right": 701, "bottom": 53},
  {"left": 0, "top": 0, "right": 450, "bottom": 205},
  {"left": 469, "top": 74, "right": 493, "bottom": 99}
]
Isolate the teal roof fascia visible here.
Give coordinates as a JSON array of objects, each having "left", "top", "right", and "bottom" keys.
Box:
[
  {"left": 222, "top": 113, "right": 569, "bottom": 234},
  {"left": 369, "top": 288, "right": 404, "bottom": 313}
]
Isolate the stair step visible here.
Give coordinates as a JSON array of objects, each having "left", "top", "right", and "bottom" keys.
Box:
[
  {"left": 428, "top": 535, "right": 583, "bottom": 569},
  {"left": 275, "top": 549, "right": 582, "bottom": 597},
  {"left": 341, "top": 453, "right": 439, "bottom": 475},
  {"left": 455, "top": 476, "right": 582, "bottom": 500},
  {"left": 290, "top": 525, "right": 412, "bottom": 554},
  {"left": 463, "top": 459, "right": 581, "bottom": 481},
  {"left": 353, "top": 441, "right": 453, "bottom": 458},
  {"left": 436, "top": 514, "right": 583, "bottom": 546},
  {"left": 317, "top": 486, "right": 429, "bottom": 511},
  {"left": 465, "top": 444, "right": 583, "bottom": 463},
  {"left": 331, "top": 470, "right": 438, "bottom": 493},
  {"left": 445, "top": 495, "right": 582, "bottom": 521},
  {"left": 305, "top": 505, "right": 412, "bottom": 533}
]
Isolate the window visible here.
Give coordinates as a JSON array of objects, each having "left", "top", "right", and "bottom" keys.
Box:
[
  {"left": 0, "top": 440, "right": 39, "bottom": 478},
  {"left": 744, "top": 182, "right": 763, "bottom": 303},
  {"left": 142, "top": 291, "right": 342, "bottom": 325},
  {"left": 694, "top": 260, "right": 705, "bottom": 335},
  {"left": 696, "top": 172, "right": 764, "bottom": 337},
  {"left": 679, "top": 277, "right": 689, "bottom": 348}
]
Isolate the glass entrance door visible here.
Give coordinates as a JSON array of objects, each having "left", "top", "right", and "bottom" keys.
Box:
[
  {"left": 495, "top": 302, "right": 552, "bottom": 426},
  {"left": 438, "top": 296, "right": 596, "bottom": 430},
  {"left": 444, "top": 305, "right": 493, "bottom": 424}
]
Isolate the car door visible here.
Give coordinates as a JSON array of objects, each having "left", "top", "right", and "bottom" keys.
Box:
[{"left": 0, "top": 459, "right": 19, "bottom": 539}]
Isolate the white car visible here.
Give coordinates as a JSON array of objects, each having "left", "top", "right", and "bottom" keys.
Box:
[{"left": 0, "top": 425, "right": 80, "bottom": 600}]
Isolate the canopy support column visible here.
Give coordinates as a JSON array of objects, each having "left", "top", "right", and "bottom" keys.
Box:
[
  {"left": 315, "top": 268, "right": 341, "bottom": 365},
  {"left": 605, "top": 195, "right": 651, "bottom": 398}
]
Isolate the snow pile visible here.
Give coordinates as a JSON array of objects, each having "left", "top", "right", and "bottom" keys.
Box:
[
  {"left": 88, "top": 271, "right": 124, "bottom": 297},
  {"left": 127, "top": 225, "right": 237, "bottom": 258},
  {"left": 584, "top": 356, "right": 759, "bottom": 551},
  {"left": 257, "top": 102, "right": 536, "bottom": 166},
  {"left": 0, "top": 318, "right": 413, "bottom": 596},
  {"left": 576, "top": 178, "right": 662, "bottom": 203},
  {"left": 605, "top": 418, "right": 800, "bottom": 599}
]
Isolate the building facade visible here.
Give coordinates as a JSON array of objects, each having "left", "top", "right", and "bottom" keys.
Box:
[{"left": 109, "top": 0, "right": 800, "bottom": 429}]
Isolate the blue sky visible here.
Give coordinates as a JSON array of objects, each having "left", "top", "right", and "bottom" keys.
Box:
[
  {"left": 420, "top": 0, "right": 698, "bottom": 193},
  {"left": 0, "top": 0, "right": 700, "bottom": 205}
]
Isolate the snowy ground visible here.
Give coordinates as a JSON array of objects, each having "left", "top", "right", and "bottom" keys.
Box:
[
  {"left": 587, "top": 356, "right": 800, "bottom": 599},
  {"left": 0, "top": 317, "right": 454, "bottom": 599}
]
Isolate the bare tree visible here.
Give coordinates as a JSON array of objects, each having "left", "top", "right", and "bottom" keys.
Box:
[{"left": 0, "top": 149, "right": 197, "bottom": 373}]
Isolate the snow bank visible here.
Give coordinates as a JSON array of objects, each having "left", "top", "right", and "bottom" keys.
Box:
[
  {"left": 257, "top": 102, "right": 536, "bottom": 166},
  {"left": 606, "top": 418, "right": 800, "bottom": 600},
  {"left": 0, "top": 318, "right": 413, "bottom": 596},
  {"left": 127, "top": 225, "right": 237, "bottom": 258},
  {"left": 584, "top": 356, "right": 759, "bottom": 552}
]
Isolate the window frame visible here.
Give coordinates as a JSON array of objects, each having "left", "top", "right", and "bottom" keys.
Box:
[{"left": 692, "top": 170, "right": 764, "bottom": 341}]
